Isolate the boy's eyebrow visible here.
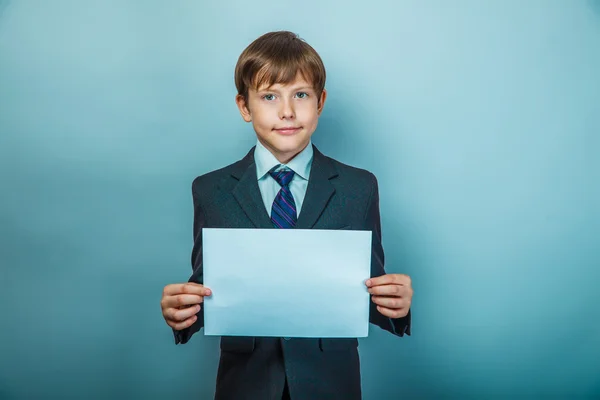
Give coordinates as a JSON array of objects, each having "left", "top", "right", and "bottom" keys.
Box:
[{"left": 256, "top": 85, "right": 314, "bottom": 93}]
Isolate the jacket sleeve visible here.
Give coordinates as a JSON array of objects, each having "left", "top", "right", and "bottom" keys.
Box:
[
  {"left": 173, "top": 181, "right": 206, "bottom": 344},
  {"left": 365, "top": 173, "right": 411, "bottom": 337}
]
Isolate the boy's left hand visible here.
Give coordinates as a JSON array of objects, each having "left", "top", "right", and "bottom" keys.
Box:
[{"left": 366, "top": 274, "right": 413, "bottom": 318}]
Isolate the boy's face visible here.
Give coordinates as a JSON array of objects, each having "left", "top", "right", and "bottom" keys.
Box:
[{"left": 235, "top": 74, "right": 327, "bottom": 164}]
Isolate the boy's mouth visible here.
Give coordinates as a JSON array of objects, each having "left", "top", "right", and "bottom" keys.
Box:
[{"left": 273, "top": 127, "right": 302, "bottom": 136}]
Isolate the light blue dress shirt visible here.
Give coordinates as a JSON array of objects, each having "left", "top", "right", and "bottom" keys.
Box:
[{"left": 254, "top": 139, "right": 313, "bottom": 218}]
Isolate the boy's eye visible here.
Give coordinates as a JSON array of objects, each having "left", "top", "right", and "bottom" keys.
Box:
[
  {"left": 263, "top": 94, "right": 276, "bottom": 101},
  {"left": 295, "top": 92, "right": 308, "bottom": 99}
]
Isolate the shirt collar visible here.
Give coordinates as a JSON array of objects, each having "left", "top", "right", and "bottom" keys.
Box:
[{"left": 254, "top": 139, "right": 313, "bottom": 181}]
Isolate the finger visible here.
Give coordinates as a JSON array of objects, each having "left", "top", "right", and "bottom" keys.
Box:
[
  {"left": 371, "top": 295, "right": 406, "bottom": 309},
  {"left": 166, "top": 304, "right": 201, "bottom": 322},
  {"left": 366, "top": 274, "right": 409, "bottom": 287},
  {"left": 367, "top": 284, "right": 406, "bottom": 297},
  {"left": 170, "top": 315, "right": 198, "bottom": 331},
  {"left": 164, "top": 294, "right": 204, "bottom": 308},
  {"left": 376, "top": 305, "right": 408, "bottom": 319},
  {"left": 163, "top": 283, "right": 211, "bottom": 297}
]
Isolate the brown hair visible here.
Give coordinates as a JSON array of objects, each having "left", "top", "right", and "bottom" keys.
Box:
[{"left": 234, "top": 31, "right": 326, "bottom": 102}]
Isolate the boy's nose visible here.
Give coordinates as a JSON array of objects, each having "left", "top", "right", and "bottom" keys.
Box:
[{"left": 278, "top": 100, "right": 295, "bottom": 119}]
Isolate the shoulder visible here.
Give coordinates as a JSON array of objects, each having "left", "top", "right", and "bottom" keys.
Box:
[
  {"left": 320, "top": 152, "right": 378, "bottom": 191},
  {"left": 191, "top": 148, "right": 254, "bottom": 195},
  {"left": 191, "top": 160, "right": 237, "bottom": 193}
]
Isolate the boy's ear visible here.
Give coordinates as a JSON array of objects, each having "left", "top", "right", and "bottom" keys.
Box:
[
  {"left": 235, "top": 94, "right": 252, "bottom": 122},
  {"left": 317, "top": 89, "right": 327, "bottom": 116}
]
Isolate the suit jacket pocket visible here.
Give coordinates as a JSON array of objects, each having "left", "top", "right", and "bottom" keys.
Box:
[
  {"left": 220, "top": 336, "right": 255, "bottom": 353},
  {"left": 335, "top": 225, "right": 352, "bottom": 230},
  {"left": 319, "top": 338, "right": 358, "bottom": 351}
]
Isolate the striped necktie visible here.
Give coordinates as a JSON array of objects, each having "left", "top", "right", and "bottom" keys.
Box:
[{"left": 269, "top": 166, "right": 297, "bottom": 229}]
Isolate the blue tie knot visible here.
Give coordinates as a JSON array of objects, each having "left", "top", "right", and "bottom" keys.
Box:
[{"left": 269, "top": 166, "right": 295, "bottom": 187}]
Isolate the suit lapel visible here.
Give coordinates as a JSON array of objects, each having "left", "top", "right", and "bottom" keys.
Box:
[
  {"left": 296, "top": 145, "right": 338, "bottom": 229},
  {"left": 231, "top": 147, "right": 273, "bottom": 229}
]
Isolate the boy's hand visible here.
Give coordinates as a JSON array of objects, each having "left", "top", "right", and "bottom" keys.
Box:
[
  {"left": 160, "top": 283, "right": 211, "bottom": 331},
  {"left": 366, "top": 274, "right": 412, "bottom": 318}
]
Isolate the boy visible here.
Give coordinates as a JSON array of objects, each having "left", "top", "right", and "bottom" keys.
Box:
[{"left": 160, "top": 31, "right": 413, "bottom": 400}]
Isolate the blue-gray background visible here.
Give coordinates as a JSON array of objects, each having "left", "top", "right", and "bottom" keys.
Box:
[{"left": 1, "top": 1, "right": 599, "bottom": 399}]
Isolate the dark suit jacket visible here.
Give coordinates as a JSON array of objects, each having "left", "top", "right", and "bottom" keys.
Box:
[{"left": 174, "top": 144, "right": 411, "bottom": 399}]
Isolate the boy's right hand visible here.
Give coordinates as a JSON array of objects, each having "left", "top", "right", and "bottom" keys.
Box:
[{"left": 160, "top": 283, "right": 212, "bottom": 331}]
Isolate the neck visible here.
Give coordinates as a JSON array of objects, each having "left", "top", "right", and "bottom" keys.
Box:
[{"left": 260, "top": 140, "right": 310, "bottom": 164}]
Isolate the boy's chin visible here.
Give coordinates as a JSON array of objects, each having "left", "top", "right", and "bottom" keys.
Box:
[{"left": 262, "top": 136, "right": 311, "bottom": 154}]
